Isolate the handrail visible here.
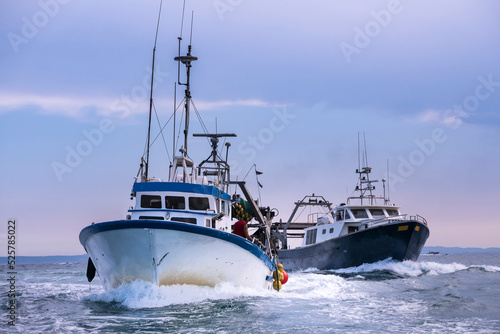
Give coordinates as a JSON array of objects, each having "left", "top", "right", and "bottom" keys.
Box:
[{"left": 362, "top": 213, "right": 427, "bottom": 227}]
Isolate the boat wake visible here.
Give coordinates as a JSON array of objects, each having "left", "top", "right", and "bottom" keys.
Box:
[
  {"left": 298, "top": 258, "right": 500, "bottom": 281},
  {"left": 83, "top": 280, "right": 275, "bottom": 309},
  {"left": 80, "top": 259, "right": 500, "bottom": 309}
]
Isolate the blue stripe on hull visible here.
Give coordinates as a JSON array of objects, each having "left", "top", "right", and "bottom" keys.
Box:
[{"left": 79, "top": 220, "right": 274, "bottom": 271}]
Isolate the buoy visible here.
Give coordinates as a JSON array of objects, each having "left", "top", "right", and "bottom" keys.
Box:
[
  {"left": 281, "top": 269, "right": 288, "bottom": 285},
  {"left": 273, "top": 280, "right": 281, "bottom": 290},
  {"left": 273, "top": 270, "right": 284, "bottom": 282}
]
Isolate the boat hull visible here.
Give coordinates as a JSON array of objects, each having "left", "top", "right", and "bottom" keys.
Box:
[
  {"left": 278, "top": 220, "right": 429, "bottom": 271},
  {"left": 79, "top": 220, "right": 274, "bottom": 291}
]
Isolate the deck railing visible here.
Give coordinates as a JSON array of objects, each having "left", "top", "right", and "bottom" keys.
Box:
[{"left": 364, "top": 214, "right": 427, "bottom": 228}]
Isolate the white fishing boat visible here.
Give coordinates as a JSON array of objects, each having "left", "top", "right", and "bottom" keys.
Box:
[
  {"left": 79, "top": 5, "right": 280, "bottom": 291},
  {"left": 275, "top": 145, "right": 430, "bottom": 271}
]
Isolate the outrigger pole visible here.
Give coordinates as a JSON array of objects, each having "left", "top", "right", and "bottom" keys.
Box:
[{"left": 144, "top": 0, "right": 163, "bottom": 181}]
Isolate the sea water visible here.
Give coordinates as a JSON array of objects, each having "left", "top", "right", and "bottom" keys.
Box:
[{"left": 1, "top": 253, "right": 499, "bottom": 333}]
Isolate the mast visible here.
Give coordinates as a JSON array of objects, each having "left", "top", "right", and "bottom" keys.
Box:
[
  {"left": 144, "top": 0, "right": 163, "bottom": 182},
  {"left": 175, "top": 11, "right": 197, "bottom": 158}
]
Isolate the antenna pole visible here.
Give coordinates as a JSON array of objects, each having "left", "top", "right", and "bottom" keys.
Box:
[
  {"left": 387, "top": 159, "right": 391, "bottom": 203},
  {"left": 363, "top": 132, "right": 368, "bottom": 168},
  {"left": 175, "top": 10, "right": 198, "bottom": 158},
  {"left": 173, "top": 83, "right": 176, "bottom": 157},
  {"left": 144, "top": 0, "right": 163, "bottom": 181}
]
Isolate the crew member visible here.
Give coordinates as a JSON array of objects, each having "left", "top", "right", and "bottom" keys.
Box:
[{"left": 232, "top": 220, "right": 253, "bottom": 242}]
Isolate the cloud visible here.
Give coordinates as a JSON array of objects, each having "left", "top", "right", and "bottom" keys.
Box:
[
  {"left": 0, "top": 92, "right": 277, "bottom": 121},
  {"left": 0, "top": 92, "right": 114, "bottom": 119},
  {"left": 417, "top": 109, "right": 464, "bottom": 128},
  {"left": 192, "top": 99, "right": 284, "bottom": 111}
]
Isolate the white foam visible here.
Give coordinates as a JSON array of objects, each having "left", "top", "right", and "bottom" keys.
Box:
[
  {"left": 84, "top": 280, "right": 275, "bottom": 308},
  {"left": 333, "top": 259, "right": 469, "bottom": 277},
  {"left": 471, "top": 264, "right": 500, "bottom": 272}
]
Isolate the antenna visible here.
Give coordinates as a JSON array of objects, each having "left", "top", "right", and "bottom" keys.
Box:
[
  {"left": 173, "top": 82, "right": 176, "bottom": 159},
  {"left": 387, "top": 159, "right": 391, "bottom": 203},
  {"left": 190, "top": 10, "right": 194, "bottom": 45},
  {"left": 357, "top": 132, "right": 361, "bottom": 173},
  {"left": 363, "top": 132, "right": 369, "bottom": 168},
  {"left": 179, "top": 0, "right": 186, "bottom": 38},
  {"left": 144, "top": 0, "right": 164, "bottom": 182},
  {"left": 175, "top": 7, "right": 198, "bottom": 157}
]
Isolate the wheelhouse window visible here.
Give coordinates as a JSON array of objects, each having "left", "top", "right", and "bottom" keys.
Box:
[
  {"left": 369, "top": 209, "right": 385, "bottom": 217},
  {"left": 386, "top": 209, "right": 399, "bottom": 216},
  {"left": 305, "top": 229, "right": 317, "bottom": 245},
  {"left": 189, "top": 197, "right": 210, "bottom": 211},
  {"left": 165, "top": 196, "right": 185, "bottom": 209},
  {"left": 221, "top": 200, "right": 230, "bottom": 215},
  {"left": 138, "top": 216, "right": 164, "bottom": 220},
  {"left": 336, "top": 209, "right": 351, "bottom": 221},
  {"left": 329, "top": 228, "right": 334, "bottom": 233},
  {"left": 351, "top": 209, "right": 369, "bottom": 219},
  {"left": 335, "top": 211, "right": 342, "bottom": 221},
  {"left": 171, "top": 217, "right": 197, "bottom": 224},
  {"left": 141, "top": 195, "right": 162, "bottom": 208}
]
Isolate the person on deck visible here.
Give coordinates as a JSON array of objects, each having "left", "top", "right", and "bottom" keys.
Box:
[{"left": 232, "top": 220, "right": 253, "bottom": 242}]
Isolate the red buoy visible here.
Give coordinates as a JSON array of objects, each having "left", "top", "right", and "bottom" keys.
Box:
[{"left": 281, "top": 269, "right": 288, "bottom": 284}]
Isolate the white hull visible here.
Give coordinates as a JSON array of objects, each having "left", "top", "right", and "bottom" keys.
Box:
[{"left": 80, "top": 220, "right": 274, "bottom": 291}]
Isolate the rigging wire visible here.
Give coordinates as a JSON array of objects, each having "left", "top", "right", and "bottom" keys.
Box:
[
  {"left": 141, "top": 109, "right": 176, "bottom": 161},
  {"left": 292, "top": 205, "right": 307, "bottom": 224},
  {"left": 175, "top": 104, "right": 185, "bottom": 153},
  {"left": 190, "top": 100, "right": 212, "bottom": 148},
  {"left": 153, "top": 101, "right": 172, "bottom": 164},
  {"left": 191, "top": 100, "right": 209, "bottom": 133}
]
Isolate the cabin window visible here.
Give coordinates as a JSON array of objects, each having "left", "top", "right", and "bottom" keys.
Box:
[
  {"left": 305, "top": 229, "right": 317, "bottom": 245},
  {"left": 348, "top": 226, "right": 359, "bottom": 233},
  {"left": 171, "top": 217, "right": 197, "bottom": 224},
  {"left": 189, "top": 197, "right": 210, "bottom": 210},
  {"left": 336, "top": 211, "right": 343, "bottom": 221},
  {"left": 165, "top": 196, "right": 185, "bottom": 209},
  {"left": 322, "top": 229, "right": 326, "bottom": 234},
  {"left": 329, "top": 228, "right": 334, "bottom": 233},
  {"left": 221, "top": 200, "right": 230, "bottom": 215},
  {"left": 351, "top": 209, "right": 369, "bottom": 219},
  {"left": 386, "top": 209, "right": 399, "bottom": 216},
  {"left": 141, "top": 195, "right": 162, "bottom": 208},
  {"left": 370, "top": 209, "right": 385, "bottom": 217},
  {"left": 138, "top": 216, "right": 164, "bottom": 220},
  {"left": 344, "top": 210, "right": 351, "bottom": 219}
]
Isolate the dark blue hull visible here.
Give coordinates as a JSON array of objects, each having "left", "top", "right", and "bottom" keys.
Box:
[{"left": 278, "top": 220, "right": 429, "bottom": 271}]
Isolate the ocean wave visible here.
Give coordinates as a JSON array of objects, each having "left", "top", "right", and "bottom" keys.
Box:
[
  {"left": 470, "top": 264, "right": 500, "bottom": 272},
  {"left": 333, "top": 259, "right": 469, "bottom": 278},
  {"left": 83, "top": 280, "right": 275, "bottom": 309}
]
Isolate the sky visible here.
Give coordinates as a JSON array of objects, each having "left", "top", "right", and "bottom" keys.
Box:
[{"left": 1, "top": 0, "right": 499, "bottom": 255}]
